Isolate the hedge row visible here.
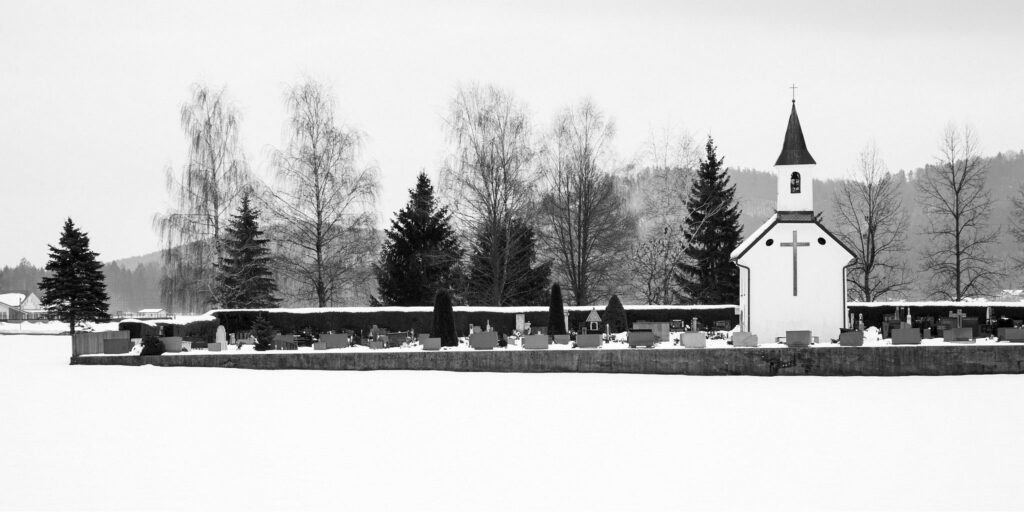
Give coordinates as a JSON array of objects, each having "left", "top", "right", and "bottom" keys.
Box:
[
  {"left": 210, "top": 307, "right": 739, "bottom": 337},
  {"left": 118, "top": 318, "right": 221, "bottom": 342}
]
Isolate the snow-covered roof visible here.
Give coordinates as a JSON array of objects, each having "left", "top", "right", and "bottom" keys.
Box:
[
  {"left": 206, "top": 304, "right": 739, "bottom": 316},
  {"left": 0, "top": 293, "right": 26, "bottom": 308},
  {"left": 138, "top": 308, "right": 166, "bottom": 314},
  {"left": 848, "top": 301, "right": 1024, "bottom": 308},
  {"left": 730, "top": 214, "right": 777, "bottom": 260}
]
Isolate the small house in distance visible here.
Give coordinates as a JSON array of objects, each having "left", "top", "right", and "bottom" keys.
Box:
[
  {"left": 137, "top": 308, "right": 169, "bottom": 319},
  {"left": 0, "top": 292, "right": 47, "bottom": 320}
]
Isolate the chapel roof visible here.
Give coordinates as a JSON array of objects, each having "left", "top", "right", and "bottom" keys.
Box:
[{"left": 775, "top": 102, "right": 816, "bottom": 166}]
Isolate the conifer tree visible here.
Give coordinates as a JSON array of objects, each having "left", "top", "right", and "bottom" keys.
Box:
[
  {"left": 603, "top": 294, "right": 628, "bottom": 333},
  {"left": 547, "top": 283, "right": 566, "bottom": 335},
  {"left": 215, "top": 194, "right": 279, "bottom": 309},
  {"left": 675, "top": 137, "right": 744, "bottom": 304},
  {"left": 465, "top": 218, "right": 551, "bottom": 306},
  {"left": 251, "top": 313, "right": 275, "bottom": 351},
  {"left": 38, "top": 219, "right": 111, "bottom": 334},
  {"left": 374, "top": 172, "right": 463, "bottom": 306},
  {"left": 431, "top": 289, "right": 457, "bottom": 347}
]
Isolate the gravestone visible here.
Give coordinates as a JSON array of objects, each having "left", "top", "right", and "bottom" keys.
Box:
[
  {"left": 732, "top": 332, "right": 758, "bottom": 348},
  {"left": 838, "top": 331, "right": 863, "bottom": 347},
  {"left": 682, "top": 332, "right": 706, "bottom": 348},
  {"left": 367, "top": 337, "right": 385, "bottom": 349},
  {"left": 575, "top": 333, "right": 602, "bottom": 348},
  {"left": 421, "top": 337, "right": 441, "bottom": 351},
  {"left": 321, "top": 333, "right": 350, "bottom": 349},
  {"left": 999, "top": 328, "right": 1024, "bottom": 342},
  {"left": 386, "top": 331, "right": 408, "bottom": 348},
  {"left": 102, "top": 337, "right": 134, "bottom": 354},
  {"left": 942, "top": 327, "right": 974, "bottom": 343},
  {"left": 469, "top": 331, "right": 499, "bottom": 350},
  {"left": 670, "top": 319, "right": 684, "bottom": 331},
  {"left": 631, "top": 321, "right": 670, "bottom": 342},
  {"left": 208, "top": 325, "right": 228, "bottom": 352},
  {"left": 552, "top": 334, "right": 571, "bottom": 345},
  {"left": 891, "top": 327, "right": 922, "bottom": 345},
  {"left": 159, "top": 336, "right": 184, "bottom": 353},
  {"left": 785, "top": 331, "right": 812, "bottom": 348},
  {"left": 522, "top": 334, "right": 549, "bottom": 350},
  {"left": 273, "top": 334, "right": 296, "bottom": 350},
  {"left": 627, "top": 330, "right": 656, "bottom": 348}
]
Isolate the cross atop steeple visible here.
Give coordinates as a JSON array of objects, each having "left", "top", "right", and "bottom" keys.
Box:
[{"left": 789, "top": 83, "right": 798, "bottom": 103}]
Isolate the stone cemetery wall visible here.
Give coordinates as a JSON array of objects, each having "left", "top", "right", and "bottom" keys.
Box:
[{"left": 70, "top": 344, "right": 1024, "bottom": 376}]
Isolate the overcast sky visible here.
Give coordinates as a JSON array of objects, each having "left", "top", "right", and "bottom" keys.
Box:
[{"left": 1, "top": 0, "right": 1022, "bottom": 267}]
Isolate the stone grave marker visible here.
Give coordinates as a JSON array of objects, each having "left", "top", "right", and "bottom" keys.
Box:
[
  {"left": 522, "top": 334, "right": 549, "bottom": 350},
  {"left": 421, "top": 337, "right": 441, "bottom": 351},
  {"left": 682, "top": 332, "right": 706, "bottom": 348},
  {"left": 575, "top": 333, "right": 602, "bottom": 348},
  {"left": 838, "top": 331, "right": 863, "bottom": 347},
  {"left": 891, "top": 327, "right": 922, "bottom": 345},
  {"left": 942, "top": 327, "right": 974, "bottom": 343},
  {"left": 320, "top": 333, "right": 349, "bottom": 349},
  {"left": 732, "top": 332, "right": 758, "bottom": 347},
  {"left": 469, "top": 331, "right": 499, "bottom": 350},
  {"left": 999, "top": 328, "right": 1024, "bottom": 342},
  {"left": 552, "top": 334, "right": 571, "bottom": 345},
  {"left": 159, "top": 336, "right": 184, "bottom": 353},
  {"left": 785, "top": 330, "right": 812, "bottom": 348},
  {"left": 627, "top": 330, "right": 656, "bottom": 348}
]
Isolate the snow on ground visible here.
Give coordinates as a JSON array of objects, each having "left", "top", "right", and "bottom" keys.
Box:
[{"left": 3, "top": 335, "right": 1024, "bottom": 511}]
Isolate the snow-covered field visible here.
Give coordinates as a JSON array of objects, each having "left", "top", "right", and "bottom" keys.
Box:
[{"left": 3, "top": 335, "right": 1024, "bottom": 511}]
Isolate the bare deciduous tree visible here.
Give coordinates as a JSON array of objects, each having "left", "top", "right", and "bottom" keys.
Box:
[
  {"left": 440, "top": 84, "right": 542, "bottom": 305},
  {"left": 155, "top": 84, "right": 251, "bottom": 313},
  {"left": 916, "top": 124, "right": 1001, "bottom": 300},
  {"left": 539, "top": 99, "right": 637, "bottom": 306},
  {"left": 1010, "top": 185, "right": 1024, "bottom": 270},
  {"left": 626, "top": 128, "right": 698, "bottom": 304},
  {"left": 268, "top": 79, "right": 379, "bottom": 307},
  {"left": 831, "top": 142, "right": 912, "bottom": 301}
]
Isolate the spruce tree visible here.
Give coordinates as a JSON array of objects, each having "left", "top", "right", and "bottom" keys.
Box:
[
  {"left": 251, "top": 313, "right": 275, "bottom": 351},
  {"left": 547, "top": 283, "right": 566, "bottom": 335},
  {"left": 675, "top": 137, "right": 744, "bottom": 304},
  {"left": 38, "top": 219, "right": 111, "bottom": 334},
  {"left": 375, "top": 172, "right": 463, "bottom": 306},
  {"left": 604, "top": 294, "right": 628, "bottom": 333},
  {"left": 215, "top": 194, "right": 279, "bottom": 309},
  {"left": 466, "top": 218, "right": 551, "bottom": 306},
  {"left": 431, "top": 289, "right": 457, "bottom": 347}
]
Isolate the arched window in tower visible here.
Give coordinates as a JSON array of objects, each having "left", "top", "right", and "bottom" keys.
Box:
[{"left": 790, "top": 172, "right": 801, "bottom": 193}]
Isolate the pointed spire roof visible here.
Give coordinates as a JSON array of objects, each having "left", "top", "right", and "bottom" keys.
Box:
[{"left": 774, "top": 101, "right": 816, "bottom": 166}]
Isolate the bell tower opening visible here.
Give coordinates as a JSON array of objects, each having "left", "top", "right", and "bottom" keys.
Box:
[{"left": 790, "top": 172, "right": 801, "bottom": 193}]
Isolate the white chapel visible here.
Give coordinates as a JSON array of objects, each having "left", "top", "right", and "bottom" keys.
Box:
[{"left": 730, "top": 100, "right": 855, "bottom": 344}]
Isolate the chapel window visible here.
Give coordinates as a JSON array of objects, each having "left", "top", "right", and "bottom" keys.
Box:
[{"left": 790, "top": 172, "right": 801, "bottom": 193}]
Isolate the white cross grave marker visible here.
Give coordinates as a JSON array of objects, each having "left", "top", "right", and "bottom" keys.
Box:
[{"left": 779, "top": 230, "right": 809, "bottom": 296}]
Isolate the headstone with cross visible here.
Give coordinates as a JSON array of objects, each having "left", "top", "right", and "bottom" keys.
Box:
[
  {"left": 780, "top": 230, "right": 809, "bottom": 296},
  {"left": 949, "top": 309, "right": 967, "bottom": 329}
]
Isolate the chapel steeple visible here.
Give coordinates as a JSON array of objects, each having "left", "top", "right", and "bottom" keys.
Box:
[{"left": 775, "top": 101, "right": 816, "bottom": 166}]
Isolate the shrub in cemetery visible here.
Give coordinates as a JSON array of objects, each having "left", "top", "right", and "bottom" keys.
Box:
[
  {"left": 547, "top": 283, "right": 566, "bottom": 335},
  {"left": 604, "top": 294, "right": 628, "bottom": 333},
  {"left": 432, "top": 289, "right": 458, "bottom": 347},
  {"left": 119, "top": 320, "right": 162, "bottom": 339},
  {"left": 251, "top": 314, "right": 275, "bottom": 351},
  {"left": 38, "top": 218, "right": 111, "bottom": 335},
  {"left": 140, "top": 334, "right": 165, "bottom": 356}
]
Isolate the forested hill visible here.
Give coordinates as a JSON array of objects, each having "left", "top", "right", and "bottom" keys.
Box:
[{"left": 730, "top": 149, "right": 1024, "bottom": 292}]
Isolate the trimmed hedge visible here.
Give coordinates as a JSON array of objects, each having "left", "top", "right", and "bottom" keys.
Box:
[
  {"left": 210, "top": 306, "right": 739, "bottom": 337},
  {"left": 118, "top": 320, "right": 162, "bottom": 339}
]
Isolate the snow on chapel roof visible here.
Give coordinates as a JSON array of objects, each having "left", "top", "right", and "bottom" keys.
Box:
[
  {"left": 730, "top": 214, "right": 777, "bottom": 260},
  {"left": 774, "top": 102, "right": 816, "bottom": 166}
]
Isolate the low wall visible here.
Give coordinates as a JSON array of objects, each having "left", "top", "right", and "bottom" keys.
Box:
[{"left": 70, "top": 345, "right": 1024, "bottom": 376}]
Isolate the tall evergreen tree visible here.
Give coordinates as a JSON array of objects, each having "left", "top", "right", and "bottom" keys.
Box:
[
  {"left": 547, "top": 283, "right": 566, "bottom": 335},
  {"left": 38, "top": 219, "right": 111, "bottom": 334},
  {"left": 431, "top": 289, "right": 458, "bottom": 347},
  {"left": 215, "top": 194, "right": 279, "bottom": 309},
  {"left": 465, "top": 218, "right": 551, "bottom": 306},
  {"left": 375, "top": 172, "right": 463, "bottom": 306},
  {"left": 675, "top": 137, "right": 744, "bottom": 304}
]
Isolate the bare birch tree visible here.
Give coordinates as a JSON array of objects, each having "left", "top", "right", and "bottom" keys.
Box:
[
  {"left": 831, "top": 142, "right": 912, "bottom": 301},
  {"left": 916, "top": 124, "right": 1001, "bottom": 300},
  {"left": 268, "top": 79, "right": 379, "bottom": 307},
  {"left": 154, "top": 84, "right": 251, "bottom": 313},
  {"left": 440, "top": 84, "right": 543, "bottom": 305},
  {"left": 539, "top": 100, "right": 637, "bottom": 306},
  {"left": 626, "top": 129, "right": 698, "bottom": 304}
]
